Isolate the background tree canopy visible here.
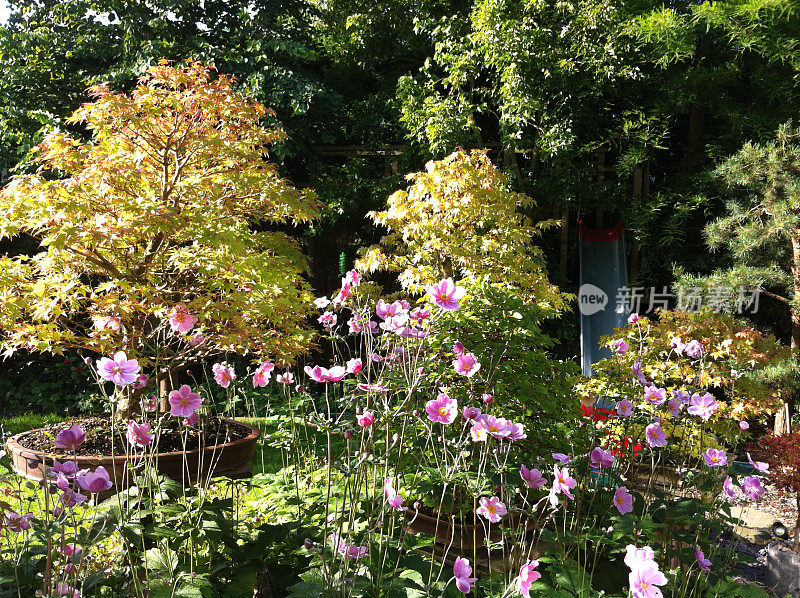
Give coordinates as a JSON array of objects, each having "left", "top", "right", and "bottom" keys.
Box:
[{"left": 2, "top": 0, "right": 800, "bottom": 416}]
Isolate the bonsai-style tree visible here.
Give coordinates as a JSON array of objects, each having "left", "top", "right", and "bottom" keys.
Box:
[
  {"left": 355, "top": 149, "right": 578, "bottom": 440},
  {"left": 357, "top": 148, "right": 565, "bottom": 310},
  {"left": 750, "top": 432, "right": 800, "bottom": 552},
  {"left": 682, "top": 122, "right": 800, "bottom": 432},
  {"left": 0, "top": 60, "right": 319, "bottom": 416}
]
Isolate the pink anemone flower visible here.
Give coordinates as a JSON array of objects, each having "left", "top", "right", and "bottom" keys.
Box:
[
  {"left": 476, "top": 496, "right": 507, "bottom": 523},
  {"left": 97, "top": 351, "right": 140, "bottom": 386},
  {"left": 514, "top": 560, "right": 541, "bottom": 598},
  {"left": 4, "top": 511, "right": 33, "bottom": 532},
  {"left": 645, "top": 423, "right": 667, "bottom": 447},
  {"left": 344, "top": 269, "right": 362, "bottom": 287},
  {"left": 723, "top": 476, "right": 736, "bottom": 498},
  {"left": 629, "top": 560, "right": 667, "bottom": 598},
  {"left": 741, "top": 476, "right": 764, "bottom": 501},
  {"left": 304, "top": 365, "right": 347, "bottom": 383},
  {"left": 551, "top": 465, "right": 577, "bottom": 500},
  {"left": 613, "top": 486, "right": 634, "bottom": 514},
  {"left": 426, "top": 393, "right": 458, "bottom": 424},
  {"left": 169, "top": 305, "right": 197, "bottom": 333},
  {"left": 746, "top": 452, "right": 769, "bottom": 473},
  {"left": 469, "top": 419, "right": 490, "bottom": 442},
  {"left": 667, "top": 398, "right": 682, "bottom": 417},
  {"left": 589, "top": 447, "right": 614, "bottom": 469},
  {"left": 212, "top": 363, "right": 236, "bottom": 388},
  {"left": 477, "top": 414, "right": 513, "bottom": 440},
  {"left": 643, "top": 385, "right": 667, "bottom": 405},
  {"left": 684, "top": 340, "right": 704, "bottom": 358},
  {"left": 318, "top": 311, "right": 337, "bottom": 328},
  {"left": 276, "top": 371, "right": 294, "bottom": 384},
  {"left": 376, "top": 299, "right": 407, "bottom": 320},
  {"left": 610, "top": 338, "right": 629, "bottom": 355},
  {"left": 702, "top": 448, "right": 727, "bottom": 467},
  {"left": 409, "top": 307, "right": 429, "bottom": 323},
  {"left": 188, "top": 334, "right": 206, "bottom": 347},
  {"left": 384, "top": 478, "right": 407, "bottom": 511},
  {"left": 330, "top": 533, "right": 368, "bottom": 559},
  {"left": 426, "top": 278, "right": 466, "bottom": 311},
  {"left": 552, "top": 453, "right": 571, "bottom": 464},
  {"left": 616, "top": 400, "right": 634, "bottom": 417},
  {"left": 168, "top": 385, "right": 202, "bottom": 418},
  {"left": 453, "top": 352, "right": 481, "bottom": 377},
  {"left": 462, "top": 406, "right": 481, "bottom": 421},
  {"left": 520, "top": 465, "right": 546, "bottom": 490},
  {"left": 126, "top": 421, "right": 153, "bottom": 447},
  {"left": 453, "top": 557, "right": 477, "bottom": 594},
  {"left": 77, "top": 466, "right": 112, "bottom": 493},
  {"left": 49, "top": 460, "right": 77, "bottom": 478},
  {"left": 54, "top": 426, "right": 86, "bottom": 451},
  {"left": 357, "top": 411, "right": 374, "bottom": 427},
  {"left": 332, "top": 281, "right": 350, "bottom": 306},
  {"left": 252, "top": 360, "right": 275, "bottom": 388},
  {"left": 687, "top": 392, "right": 718, "bottom": 420},
  {"left": 346, "top": 358, "right": 363, "bottom": 374},
  {"left": 695, "top": 546, "right": 712, "bottom": 572}
]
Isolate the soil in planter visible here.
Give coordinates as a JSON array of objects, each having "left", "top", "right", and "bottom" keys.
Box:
[{"left": 15, "top": 416, "right": 252, "bottom": 456}]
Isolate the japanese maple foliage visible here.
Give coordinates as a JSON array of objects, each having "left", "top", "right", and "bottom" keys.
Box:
[
  {"left": 750, "top": 432, "right": 800, "bottom": 551},
  {"left": 0, "top": 60, "right": 319, "bottom": 413}
]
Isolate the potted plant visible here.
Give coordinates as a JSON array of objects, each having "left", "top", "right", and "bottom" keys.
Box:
[{"left": 0, "top": 60, "right": 319, "bottom": 481}]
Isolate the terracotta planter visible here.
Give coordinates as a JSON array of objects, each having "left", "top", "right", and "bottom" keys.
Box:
[
  {"left": 6, "top": 419, "right": 260, "bottom": 488},
  {"left": 404, "top": 508, "right": 537, "bottom": 550}
]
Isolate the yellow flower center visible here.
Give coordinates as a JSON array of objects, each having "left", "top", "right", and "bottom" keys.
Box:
[
  {"left": 438, "top": 292, "right": 448, "bottom": 302},
  {"left": 438, "top": 407, "right": 448, "bottom": 416},
  {"left": 489, "top": 426, "right": 499, "bottom": 433},
  {"left": 486, "top": 505, "right": 496, "bottom": 514},
  {"left": 180, "top": 397, "right": 188, "bottom": 406},
  {"left": 112, "top": 365, "right": 121, "bottom": 374},
  {"left": 175, "top": 313, "right": 185, "bottom": 322},
  {"left": 617, "top": 497, "right": 624, "bottom": 504},
  {"left": 711, "top": 457, "right": 719, "bottom": 463},
  {"left": 641, "top": 583, "right": 648, "bottom": 589}
]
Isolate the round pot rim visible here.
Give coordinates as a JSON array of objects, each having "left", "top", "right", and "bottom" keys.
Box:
[{"left": 5, "top": 418, "right": 260, "bottom": 465}]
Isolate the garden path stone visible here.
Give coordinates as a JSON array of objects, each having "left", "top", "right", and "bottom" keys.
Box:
[{"left": 730, "top": 505, "right": 780, "bottom": 545}]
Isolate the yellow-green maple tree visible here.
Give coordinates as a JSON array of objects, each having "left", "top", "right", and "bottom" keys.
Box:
[
  {"left": 357, "top": 149, "right": 565, "bottom": 310},
  {"left": 0, "top": 61, "right": 319, "bottom": 408}
]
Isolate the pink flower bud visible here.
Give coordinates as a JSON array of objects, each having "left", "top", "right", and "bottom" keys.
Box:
[{"left": 482, "top": 394, "right": 493, "bottom": 405}]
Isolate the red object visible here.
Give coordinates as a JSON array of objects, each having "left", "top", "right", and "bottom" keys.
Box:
[
  {"left": 609, "top": 436, "right": 643, "bottom": 458},
  {"left": 577, "top": 220, "right": 625, "bottom": 242},
  {"left": 581, "top": 404, "right": 613, "bottom": 421}
]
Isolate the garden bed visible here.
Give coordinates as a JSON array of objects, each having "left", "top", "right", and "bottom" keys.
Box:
[
  {"left": 13, "top": 415, "right": 252, "bottom": 456},
  {"left": 7, "top": 416, "right": 260, "bottom": 486}
]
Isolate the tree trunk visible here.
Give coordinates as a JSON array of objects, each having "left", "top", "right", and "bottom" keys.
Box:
[
  {"left": 115, "top": 387, "right": 139, "bottom": 420},
  {"left": 794, "top": 494, "right": 800, "bottom": 554},
  {"left": 159, "top": 375, "right": 172, "bottom": 413},
  {"left": 776, "top": 233, "right": 800, "bottom": 434}
]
